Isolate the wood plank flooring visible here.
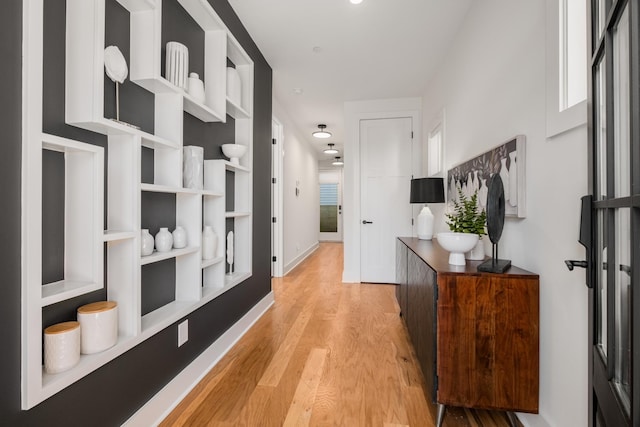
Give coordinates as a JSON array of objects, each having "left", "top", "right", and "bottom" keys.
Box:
[{"left": 161, "top": 243, "right": 516, "bottom": 427}]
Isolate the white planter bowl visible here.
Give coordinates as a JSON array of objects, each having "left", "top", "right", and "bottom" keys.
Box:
[
  {"left": 437, "top": 232, "right": 479, "bottom": 265},
  {"left": 221, "top": 144, "right": 247, "bottom": 165}
]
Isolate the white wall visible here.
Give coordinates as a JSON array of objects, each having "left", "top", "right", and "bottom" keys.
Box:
[
  {"left": 422, "top": 1, "right": 589, "bottom": 426},
  {"left": 273, "top": 99, "right": 320, "bottom": 273}
]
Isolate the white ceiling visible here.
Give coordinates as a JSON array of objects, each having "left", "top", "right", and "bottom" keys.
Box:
[{"left": 228, "top": 0, "right": 472, "bottom": 166}]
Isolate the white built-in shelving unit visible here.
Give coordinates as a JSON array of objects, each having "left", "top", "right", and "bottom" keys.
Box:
[{"left": 22, "top": 0, "right": 253, "bottom": 409}]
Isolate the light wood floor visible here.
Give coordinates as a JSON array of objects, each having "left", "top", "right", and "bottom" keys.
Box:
[{"left": 161, "top": 243, "right": 515, "bottom": 427}]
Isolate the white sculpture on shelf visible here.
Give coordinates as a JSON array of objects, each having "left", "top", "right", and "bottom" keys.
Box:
[
  {"left": 104, "top": 46, "right": 128, "bottom": 123},
  {"left": 226, "top": 231, "right": 234, "bottom": 275}
]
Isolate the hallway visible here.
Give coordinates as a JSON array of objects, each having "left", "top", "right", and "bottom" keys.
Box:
[{"left": 162, "top": 243, "right": 514, "bottom": 426}]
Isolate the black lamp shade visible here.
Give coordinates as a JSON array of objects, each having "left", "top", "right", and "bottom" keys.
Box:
[{"left": 410, "top": 178, "right": 445, "bottom": 203}]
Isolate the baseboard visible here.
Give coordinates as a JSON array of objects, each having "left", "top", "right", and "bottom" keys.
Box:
[
  {"left": 517, "top": 412, "right": 552, "bottom": 427},
  {"left": 122, "top": 291, "right": 275, "bottom": 427},
  {"left": 283, "top": 242, "right": 319, "bottom": 275}
]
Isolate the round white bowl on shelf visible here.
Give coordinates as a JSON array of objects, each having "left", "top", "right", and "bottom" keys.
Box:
[
  {"left": 221, "top": 144, "right": 247, "bottom": 165},
  {"left": 436, "top": 232, "right": 479, "bottom": 266}
]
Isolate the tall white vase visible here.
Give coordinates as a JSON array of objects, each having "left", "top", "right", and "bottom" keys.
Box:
[
  {"left": 166, "top": 41, "right": 189, "bottom": 90},
  {"left": 183, "top": 146, "right": 204, "bottom": 190},
  {"left": 202, "top": 226, "right": 217, "bottom": 260},
  {"left": 508, "top": 151, "right": 518, "bottom": 207},
  {"left": 479, "top": 178, "right": 488, "bottom": 209},
  {"left": 500, "top": 158, "right": 510, "bottom": 202}
]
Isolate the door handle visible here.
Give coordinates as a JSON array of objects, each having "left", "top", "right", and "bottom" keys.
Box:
[
  {"left": 362, "top": 220, "right": 373, "bottom": 224},
  {"left": 565, "top": 260, "right": 588, "bottom": 271}
]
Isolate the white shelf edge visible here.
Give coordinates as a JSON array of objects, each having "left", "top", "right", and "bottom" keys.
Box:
[
  {"left": 202, "top": 272, "right": 251, "bottom": 301},
  {"left": 224, "top": 271, "right": 252, "bottom": 288},
  {"left": 184, "top": 92, "right": 225, "bottom": 123},
  {"left": 103, "top": 230, "right": 136, "bottom": 242},
  {"left": 140, "top": 183, "right": 202, "bottom": 195},
  {"left": 41, "top": 281, "right": 103, "bottom": 307},
  {"left": 201, "top": 256, "right": 224, "bottom": 269},
  {"left": 202, "top": 189, "right": 223, "bottom": 197},
  {"left": 225, "top": 211, "right": 251, "bottom": 218},
  {"left": 41, "top": 334, "right": 138, "bottom": 399},
  {"left": 131, "top": 75, "right": 225, "bottom": 123},
  {"left": 114, "top": 0, "right": 156, "bottom": 12},
  {"left": 225, "top": 97, "right": 250, "bottom": 119},
  {"left": 220, "top": 160, "right": 250, "bottom": 173},
  {"left": 68, "top": 118, "right": 178, "bottom": 149},
  {"left": 140, "top": 247, "right": 199, "bottom": 266},
  {"left": 177, "top": 0, "right": 226, "bottom": 31}
]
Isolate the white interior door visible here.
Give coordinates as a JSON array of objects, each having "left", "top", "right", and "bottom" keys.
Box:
[
  {"left": 319, "top": 169, "right": 343, "bottom": 242},
  {"left": 360, "top": 117, "right": 413, "bottom": 283}
]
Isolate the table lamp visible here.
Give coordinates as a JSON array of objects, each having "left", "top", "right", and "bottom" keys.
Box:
[{"left": 410, "top": 177, "right": 445, "bottom": 240}]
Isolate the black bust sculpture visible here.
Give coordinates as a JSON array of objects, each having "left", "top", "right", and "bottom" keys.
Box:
[{"left": 478, "top": 174, "right": 512, "bottom": 273}]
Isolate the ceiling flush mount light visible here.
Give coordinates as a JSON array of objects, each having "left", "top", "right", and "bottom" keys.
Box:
[
  {"left": 312, "top": 124, "right": 332, "bottom": 139},
  {"left": 324, "top": 143, "right": 339, "bottom": 154},
  {"left": 332, "top": 156, "right": 344, "bottom": 166}
]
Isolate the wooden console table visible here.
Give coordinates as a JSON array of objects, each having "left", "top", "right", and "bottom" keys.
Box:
[{"left": 396, "top": 237, "right": 539, "bottom": 426}]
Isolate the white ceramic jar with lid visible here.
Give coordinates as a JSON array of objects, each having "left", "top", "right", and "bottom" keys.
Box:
[
  {"left": 77, "top": 301, "right": 118, "bottom": 354},
  {"left": 44, "top": 321, "right": 81, "bottom": 374}
]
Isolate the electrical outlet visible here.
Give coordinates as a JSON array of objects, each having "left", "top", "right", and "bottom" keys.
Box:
[{"left": 178, "top": 320, "right": 188, "bottom": 347}]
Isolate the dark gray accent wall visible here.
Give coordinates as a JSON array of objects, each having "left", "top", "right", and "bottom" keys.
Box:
[{"left": 0, "top": 0, "right": 272, "bottom": 425}]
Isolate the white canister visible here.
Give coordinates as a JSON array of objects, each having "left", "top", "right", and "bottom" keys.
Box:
[
  {"left": 44, "top": 321, "right": 81, "bottom": 374},
  {"left": 173, "top": 226, "right": 187, "bottom": 249},
  {"left": 155, "top": 227, "right": 173, "bottom": 252},
  {"left": 202, "top": 226, "right": 217, "bottom": 260},
  {"left": 77, "top": 301, "right": 118, "bottom": 355},
  {"left": 183, "top": 146, "right": 204, "bottom": 190}
]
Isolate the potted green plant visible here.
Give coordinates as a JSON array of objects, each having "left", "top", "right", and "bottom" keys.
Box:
[{"left": 442, "top": 188, "right": 487, "bottom": 261}]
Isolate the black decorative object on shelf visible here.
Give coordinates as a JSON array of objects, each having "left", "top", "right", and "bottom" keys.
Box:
[{"left": 478, "top": 174, "right": 511, "bottom": 273}]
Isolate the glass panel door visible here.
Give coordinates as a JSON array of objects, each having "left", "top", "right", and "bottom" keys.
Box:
[{"left": 588, "top": 0, "right": 637, "bottom": 425}]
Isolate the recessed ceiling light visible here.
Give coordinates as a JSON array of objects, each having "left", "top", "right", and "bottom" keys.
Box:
[
  {"left": 350, "top": 0, "right": 363, "bottom": 4},
  {"left": 312, "top": 124, "right": 332, "bottom": 139}
]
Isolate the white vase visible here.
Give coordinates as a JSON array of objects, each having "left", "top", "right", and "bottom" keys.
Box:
[
  {"left": 172, "top": 226, "right": 187, "bottom": 249},
  {"left": 508, "top": 151, "right": 518, "bottom": 207},
  {"left": 226, "top": 67, "right": 242, "bottom": 106},
  {"left": 202, "top": 226, "right": 217, "bottom": 260},
  {"left": 479, "top": 178, "right": 488, "bottom": 209},
  {"left": 466, "top": 237, "right": 485, "bottom": 260},
  {"left": 227, "top": 231, "right": 235, "bottom": 274},
  {"left": 183, "top": 146, "right": 204, "bottom": 190},
  {"left": 187, "top": 72, "right": 205, "bottom": 104},
  {"left": 166, "top": 41, "right": 189, "bottom": 90},
  {"left": 155, "top": 227, "right": 173, "bottom": 252},
  {"left": 500, "top": 158, "right": 510, "bottom": 201},
  {"left": 141, "top": 229, "right": 154, "bottom": 256}
]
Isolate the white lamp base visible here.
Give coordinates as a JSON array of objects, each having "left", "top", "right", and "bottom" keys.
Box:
[{"left": 417, "top": 205, "right": 434, "bottom": 240}]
